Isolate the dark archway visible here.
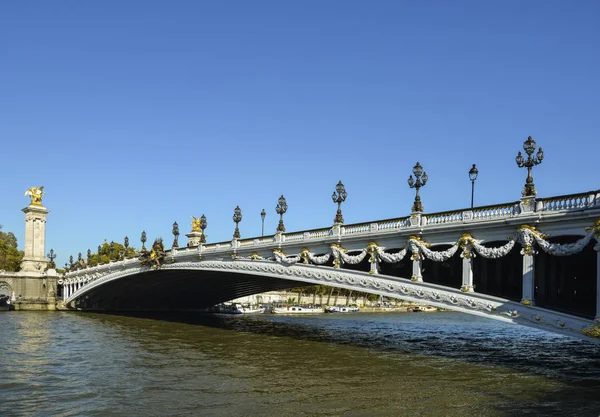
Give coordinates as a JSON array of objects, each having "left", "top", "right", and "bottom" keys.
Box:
[
  {"left": 534, "top": 236, "right": 597, "bottom": 318},
  {"left": 472, "top": 242, "right": 522, "bottom": 301},
  {"left": 378, "top": 247, "right": 413, "bottom": 279},
  {"left": 422, "top": 245, "right": 462, "bottom": 289}
]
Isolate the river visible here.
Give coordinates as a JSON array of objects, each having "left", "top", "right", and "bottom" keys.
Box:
[{"left": 1, "top": 311, "right": 599, "bottom": 416}]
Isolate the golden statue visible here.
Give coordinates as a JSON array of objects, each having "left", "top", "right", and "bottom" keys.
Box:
[
  {"left": 191, "top": 216, "right": 201, "bottom": 232},
  {"left": 24, "top": 186, "right": 45, "bottom": 205}
]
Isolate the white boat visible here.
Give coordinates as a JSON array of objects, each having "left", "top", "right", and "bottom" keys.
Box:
[
  {"left": 241, "top": 305, "right": 266, "bottom": 314},
  {"left": 215, "top": 303, "right": 265, "bottom": 315},
  {"left": 325, "top": 305, "right": 360, "bottom": 313},
  {"left": 271, "top": 305, "right": 323, "bottom": 314},
  {"left": 409, "top": 305, "right": 438, "bottom": 312}
]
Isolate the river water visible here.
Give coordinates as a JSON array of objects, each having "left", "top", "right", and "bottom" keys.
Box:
[{"left": 1, "top": 311, "right": 599, "bottom": 417}]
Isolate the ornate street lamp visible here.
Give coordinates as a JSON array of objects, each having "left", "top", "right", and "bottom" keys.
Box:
[
  {"left": 97, "top": 245, "right": 102, "bottom": 265},
  {"left": 141, "top": 231, "right": 147, "bottom": 251},
  {"left": 47, "top": 248, "right": 56, "bottom": 269},
  {"left": 515, "top": 136, "right": 544, "bottom": 197},
  {"left": 260, "top": 209, "right": 266, "bottom": 237},
  {"left": 332, "top": 180, "right": 347, "bottom": 224},
  {"left": 276, "top": 195, "right": 288, "bottom": 232},
  {"left": 468, "top": 164, "right": 478, "bottom": 209},
  {"left": 87, "top": 249, "right": 92, "bottom": 265},
  {"left": 109, "top": 241, "right": 115, "bottom": 261},
  {"left": 200, "top": 214, "right": 207, "bottom": 243},
  {"left": 124, "top": 236, "right": 129, "bottom": 258},
  {"left": 408, "top": 162, "right": 428, "bottom": 213},
  {"left": 232, "top": 206, "right": 242, "bottom": 239},
  {"left": 172, "top": 221, "right": 180, "bottom": 248},
  {"left": 69, "top": 255, "right": 74, "bottom": 270}
]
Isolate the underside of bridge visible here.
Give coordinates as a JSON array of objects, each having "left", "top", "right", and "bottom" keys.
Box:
[{"left": 73, "top": 270, "right": 302, "bottom": 311}]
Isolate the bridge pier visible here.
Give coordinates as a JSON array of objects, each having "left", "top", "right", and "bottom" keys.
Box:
[{"left": 521, "top": 253, "right": 535, "bottom": 305}]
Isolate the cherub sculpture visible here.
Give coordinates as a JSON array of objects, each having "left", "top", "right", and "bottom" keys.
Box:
[{"left": 25, "top": 186, "right": 45, "bottom": 205}]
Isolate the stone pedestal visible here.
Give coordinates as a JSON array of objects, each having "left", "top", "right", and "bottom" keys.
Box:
[
  {"left": 20, "top": 204, "right": 49, "bottom": 272},
  {"left": 186, "top": 231, "right": 204, "bottom": 247}
]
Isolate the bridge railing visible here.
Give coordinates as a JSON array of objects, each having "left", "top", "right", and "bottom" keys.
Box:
[
  {"left": 543, "top": 191, "right": 598, "bottom": 211},
  {"left": 63, "top": 189, "right": 600, "bottom": 278}
]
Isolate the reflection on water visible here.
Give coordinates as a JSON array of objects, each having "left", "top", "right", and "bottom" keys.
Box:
[{"left": 1, "top": 311, "right": 599, "bottom": 417}]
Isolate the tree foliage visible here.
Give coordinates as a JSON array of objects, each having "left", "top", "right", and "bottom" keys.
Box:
[
  {"left": 65, "top": 240, "right": 138, "bottom": 271},
  {"left": 0, "top": 225, "right": 24, "bottom": 272}
]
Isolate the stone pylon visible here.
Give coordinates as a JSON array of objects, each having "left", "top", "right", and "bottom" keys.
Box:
[{"left": 20, "top": 203, "right": 50, "bottom": 272}]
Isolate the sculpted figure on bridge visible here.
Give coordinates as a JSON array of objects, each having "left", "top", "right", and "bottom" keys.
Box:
[
  {"left": 24, "top": 186, "right": 45, "bottom": 205},
  {"left": 139, "top": 238, "right": 166, "bottom": 269},
  {"left": 191, "top": 216, "right": 201, "bottom": 232}
]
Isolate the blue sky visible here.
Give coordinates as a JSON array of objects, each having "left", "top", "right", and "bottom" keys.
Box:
[{"left": 1, "top": 1, "right": 599, "bottom": 268}]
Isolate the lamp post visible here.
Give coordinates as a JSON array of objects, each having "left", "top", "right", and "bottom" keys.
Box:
[
  {"left": 172, "top": 221, "right": 179, "bottom": 248},
  {"left": 468, "top": 164, "right": 478, "bottom": 209},
  {"left": 124, "top": 236, "right": 129, "bottom": 258},
  {"left": 407, "top": 162, "right": 428, "bottom": 213},
  {"left": 276, "top": 195, "right": 288, "bottom": 232},
  {"left": 515, "top": 136, "right": 544, "bottom": 197},
  {"left": 260, "top": 209, "right": 266, "bottom": 237},
  {"left": 332, "top": 181, "right": 347, "bottom": 224},
  {"left": 200, "top": 214, "right": 207, "bottom": 243},
  {"left": 232, "top": 206, "right": 242, "bottom": 239},
  {"left": 97, "top": 245, "right": 102, "bottom": 265},
  {"left": 47, "top": 248, "right": 56, "bottom": 269},
  {"left": 141, "top": 231, "right": 147, "bottom": 251}
]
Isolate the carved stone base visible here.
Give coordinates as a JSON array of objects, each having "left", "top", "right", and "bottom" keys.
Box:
[{"left": 186, "top": 232, "right": 204, "bottom": 247}]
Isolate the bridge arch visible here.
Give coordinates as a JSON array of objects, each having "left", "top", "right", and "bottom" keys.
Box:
[{"left": 62, "top": 259, "right": 599, "bottom": 342}]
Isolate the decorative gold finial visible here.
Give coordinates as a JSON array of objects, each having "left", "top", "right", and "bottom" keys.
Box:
[{"left": 24, "top": 186, "right": 45, "bottom": 205}]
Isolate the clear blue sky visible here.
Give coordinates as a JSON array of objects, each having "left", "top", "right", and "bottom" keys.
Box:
[{"left": 1, "top": 1, "right": 599, "bottom": 268}]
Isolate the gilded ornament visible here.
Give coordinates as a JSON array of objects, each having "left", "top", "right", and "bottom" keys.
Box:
[
  {"left": 584, "top": 219, "right": 600, "bottom": 239},
  {"left": 24, "top": 186, "right": 45, "bottom": 205},
  {"left": 518, "top": 224, "right": 549, "bottom": 239},
  {"left": 367, "top": 242, "right": 379, "bottom": 263},
  {"left": 190, "top": 216, "right": 201, "bottom": 232},
  {"left": 521, "top": 299, "right": 531, "bottom": 305},
  {"left": 581, "top": 324, "right": 600, "bottom": 339},
  {"left": 139, "top": 238, "right": 166, "bottom": 269},
  {"left": 535, "top": 316, "right": 541, "bottom": 321},
  {"left": 300, "top": 248, "right": 310, "bottom": 264},
  {"left": 250, "top": 252, "right": 261, "bottom": 260}
]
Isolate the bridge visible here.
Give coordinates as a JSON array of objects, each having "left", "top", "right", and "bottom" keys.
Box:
[{"left": 60, "top": 186, "right": 600, "bottom": 342}]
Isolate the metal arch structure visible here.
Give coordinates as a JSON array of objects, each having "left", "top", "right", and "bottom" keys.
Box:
[
  {"left": 60, "top": 189, "right": 600, "bottom": 342},
  {"left": 62, "top": 257, "right": 598, "bottom": 343}
]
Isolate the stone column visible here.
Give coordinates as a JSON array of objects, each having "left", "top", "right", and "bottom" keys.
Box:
[
  {"left": 521, "top": 253, "right": 535, "bottom": 305},
  {"left": 461, "top": 257, "right": 474, "bottom": 292},
  {"left": 411, "top": 257, "right": 423, "bottom": 282},
  {"left": 20, "top": 204, "right": 50, "bottom": 272}
]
